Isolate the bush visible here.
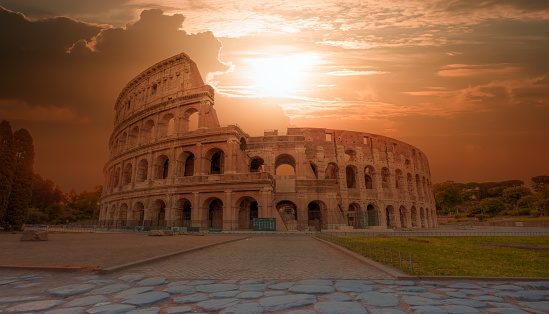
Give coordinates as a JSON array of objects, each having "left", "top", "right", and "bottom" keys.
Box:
[
  {"left": 475, "top": 214, "right": 487, "bottom": 221},
  {"left": 518, "top": 208, "right": 531, "bottom": 216}
]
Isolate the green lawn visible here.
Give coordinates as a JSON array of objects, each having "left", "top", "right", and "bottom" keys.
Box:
[{"left": 338, "top": 236, "right": 549, "bottom": 277}]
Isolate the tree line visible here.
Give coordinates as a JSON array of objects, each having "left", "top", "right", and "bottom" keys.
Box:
[
  {"left": 433, "top": 176, "right": 549, "bottom": 220},
  {"left": 1, "top": 120, "right": 102, "bottom": 230}
]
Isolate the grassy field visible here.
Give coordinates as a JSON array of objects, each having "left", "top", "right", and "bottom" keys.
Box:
[{"left": 339, "top": 236, "right": 549, "bottom": 277}]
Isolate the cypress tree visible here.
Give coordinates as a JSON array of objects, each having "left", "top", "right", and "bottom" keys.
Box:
[
  {"left": 3, "top": 128, "right": 35, "bottom": 231},
  {"left": 0, "top": 120, "right": 15, "bottom": 226}
]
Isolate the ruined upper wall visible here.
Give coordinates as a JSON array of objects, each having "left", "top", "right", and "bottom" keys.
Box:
[{"left": 113, "top": 53, "right": 213, "bottom": 125}]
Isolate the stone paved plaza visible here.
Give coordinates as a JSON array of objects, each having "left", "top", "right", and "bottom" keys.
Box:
[{"left": 0, "top": 233, "right": 548, "bottom": 313}]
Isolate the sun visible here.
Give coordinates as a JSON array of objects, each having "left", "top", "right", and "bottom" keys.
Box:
[{"left": 246, "top": 53, "right": 319, "bottom": 97}]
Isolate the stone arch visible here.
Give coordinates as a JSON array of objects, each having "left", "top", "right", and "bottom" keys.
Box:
[
  {"left": 250, "top": 157, "right": 265, "bottom": 172},
  {"left": 420, "top": 207, "right": 426, "bottom": 228},
  {"left": 366, "top": 204, "right": 379, "bottom": 226},
  {"left": 122, "top": 163, "right": 132, "bottom": 186},
  {"left": 177, "top": 151, "right": 195, "bottom": 177},
  {"left": 174, "top": 198, "right": 192, "bottom": 227},
  {"left": 407, "top": 173, "right": 414, "bottom": 196},
  {"left": 325, "top": 162, "right": 339, "bottom": 182},
  {"left": 275, "top": 154, "right": 296, "bottom": 175},
  {"left": 344, "top": 149, "right": 356, "bottom": 162},
  {"left": 364, "top": 166, "right": 375, "bottom": 189},
  {"left": 119, "top": 203, "right": 129, "bottom": 221},
  {"left": 151, "top": 199, "right": 167, "bottom": 227},
  {"left": 423, "top": 176, "right": 428, "bottom": 199},
  {"left": 118, "top": 132, "right": 127, "bottom": 152},
  {"left": 395, "top": 169, "right": 404, "bottom": 190},
  {"left": 240, "top": 137, "right": 247, "bottom": 151},
  {"left": 114, "top": 167, "right": 121, "bottom": 187},
  {"left": 204, "top": 198, "right": 223, "bottom": 229},
  {"left": 307, "top": 200, "right": 325, "bottom": 231},
  {"left": 159, "top": 113, "right": 175, "bottom": 136},
  {"left": 346, "top": 165, "right": 357, "bottom": 188},
  {"left": 416, "top": 174, "right": 423, "bottom": 199},
  {"left": 310, "top": 162, "right": 318, "bottom": 179},
  {"left": 129, "top": 126, "right": 139, "bottom": 146},
  {"left": 237, "top": 196, "right": 259, "bottom": 230},
  {"left": 108, "top": 205, "right": 116, "bottom": 221},
  {"left": 205, "top": 148, "right": 225, "bottom": 175},
  {"left": 136, "top": 159, "right": 148, "bottom": 182},
  {"left": 132, "top": 202, "right": 145, "bottom": 225},
  {"left": 154, "top": 154, "right": 170, "bottom": 179},
  {"left": 411, "top": 206, "right": 418, "bottom": 227},
  {"left": 276, "top": 200, "right": 298, "bottom": 231},
  {"left": 386, "top": 205, "right": 395, "bottom": 228},
  {"left": 143, "top": 119, "right": 155, "bottom": 142},
  {"left": 182, "top": 108, "right": 199, "bottom": 132},
  {"left": 347, "top": 203, "right": 361, "bottom": 228},
  {"left": 381, "top": 167, "right": 390, "bottom": 189},
  {"left": 399, "top": 205, "right": 408, "bottom": 228}
]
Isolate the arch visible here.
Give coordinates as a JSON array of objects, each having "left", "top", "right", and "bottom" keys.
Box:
[
  {"left": 250, "top": 157, "right": 265, "bottom": 173},
  {"left": 132, "top": 202, "right": 145, "bottom": 225},
  {"left": 381, "top": 167, "right": 390, "bottom": 189},
  {"left": 118, "top": 132, "right": 127, "bottom": 152},
  {"left": 154, "top": 155, "right": 170, "bottom": 179},
  {"left": 347, "top": 203, "right": 361, "bottom": 228},
  {"left": 399, "top": 205, "right": 408, "bottom": 228},
  {"left": 118, "top": 203, "right": 129, "bottom": 221},
  {"left": 411, "top": 206, "right": 418, "bottom": 227},
  {"left": 237, "top": 197, "right": 258, "bottom": 230},
  {"left": 422, "top": 176, "right": 428, "bottom": 198},
  {"left": 175, "top": 198, "right": 192, "bottom": 227},
  {"left": 159, "top": 113, "right": 175, "bottom": 136},
  {"left": 151, "top": 199, "right": 166, "bottom": 227},
  {"left": 386, "top": 205, "right": 395, "bottom": 228},
  {"left": 240, "top": 137, "right": 247, "bottom": 151},
  {"left": 395, "top": 169, "right": 404, "bottom": 190},
  {"left": 114, "top": 167, "right": 121, "bottom": 187},
  {"left": 344, "top": 149, "right": 356, "bottom": 162},
  {"left": 346, "top": 165, "right": 357, "bottom": 188},
  {"left": 275, "top": 154, "right": 296, "bottom": 175},
  {"left": 407, "top": 173, "right": 414, "bottom": 195},
  {"left": 108, "top": 205, "right": 116, "bottom": 221},
  {"left": 143, "top": 119, "right": 155, "bottom": 142},
  {"left": 416, "top": 174, "right": 423, "bottom": 198},
  {"left": 325, "top": 162, "right": 339, "bottom": 182},
  {"left": 136, "top": 159, "right": 148, "bottom": 182},
  {"left": 122, "top": 163, "right": 132, "bottom": 186},
  {"left": 177, "top": 151, "right": 195, "bottom": 177},
  {"left": 182, "top": 108, "right": 199, "bottom": 132},
  {"left": 420, "top": 207, "right": 426, "bottom": 228},
  {"left": 205, "top": 148, "right": 225, "bottom": 175},
  {"left": 366, "top": 204, "right": 379, "bottom": 226},
  {"left": 364, "top": 166, "right": 375, "bottom": 189},
  {"left": 129, "top": 126, "right": 139, "bottom": 147},
  {"left": 307, "top": 200, "right": 325, "bottom": 231},
  {"left": 206, "top": 198, "right": 223, "bottom": 229},
  {"left": 310, "top": 162, "right": 318, "bottom": 179},
  {"left": 276, "top": 200, "right": 297, "bottom": 222}
]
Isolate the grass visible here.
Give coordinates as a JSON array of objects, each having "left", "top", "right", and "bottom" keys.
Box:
[{"left": 337, "top": 236, "right": 549, "bottom": 277}]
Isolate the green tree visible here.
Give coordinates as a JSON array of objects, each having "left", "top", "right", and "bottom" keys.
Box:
[
  {"left": 433, "top": 181, "right": 464, "bottom": 215},
  {"left": 532, "top": 176, "right": 549, "bottom": 194},
  {"left": 479, "top": 197, "right": 506, "bottom": 216},
  {"left": 517, "top": 195, "right": 537, "bottom": 210},
  {"left": 0, "top": 120, "right": 15, "bottom": 226},
  {"left": 3, "top": 129, "right": 35, "bottom": 231},
  {"left": 502, "top": 186, "right": 532, "bottom": 208}
]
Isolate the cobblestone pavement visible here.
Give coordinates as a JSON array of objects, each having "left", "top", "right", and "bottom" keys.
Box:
[{"left": 116, "top": 235, "right": 394, "bottom": 280}]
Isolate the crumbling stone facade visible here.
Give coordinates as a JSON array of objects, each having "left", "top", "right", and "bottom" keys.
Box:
[{"left": 100, "top": 53, "right": 437, "bottom": 231}]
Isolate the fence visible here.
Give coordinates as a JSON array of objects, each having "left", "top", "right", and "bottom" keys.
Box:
[
  {"left": 24, "top": 225, "right": 98, "bottom": 233},
  {"left": 318, "top": 235, "right": 414, "bottom": 275},
  {"left": 322, "top": 231, "right": 549, "bottom": 237}
]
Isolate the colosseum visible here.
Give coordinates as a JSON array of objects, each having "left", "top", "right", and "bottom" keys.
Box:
[{"left": 99, "top": 53, "right": 437, "bottom": 232}]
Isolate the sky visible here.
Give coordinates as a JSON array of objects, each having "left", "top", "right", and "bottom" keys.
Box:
[{"left": 0, "top": 0, "right": 548, "bottom": 192}]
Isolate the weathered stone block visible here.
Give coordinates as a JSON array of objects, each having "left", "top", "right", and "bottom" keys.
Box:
[
  {"left": 148, "top": 230, "right": 164, "bottom": 236},
  {"left": 20, "top": 230, "right": 48, "bottom": 241},
  {"left": 163, "top": 230, "right": 174, "bottom": 236}
]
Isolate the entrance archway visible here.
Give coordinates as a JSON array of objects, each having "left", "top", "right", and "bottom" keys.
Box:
[
  {"left": 238, "top": 197, "right": 258, "bottom": 230},
  {"left": 366, "top": 204, "right": 378, "bottom": 226},
  {"left": 207, "top": 198, "right": 223, "bottom": 229},
  {"left": 175, "top": 198, "right": 192, "bottom": 227},
  {"left": 307, "top": 201, "right": 324, "bottom": 231}
]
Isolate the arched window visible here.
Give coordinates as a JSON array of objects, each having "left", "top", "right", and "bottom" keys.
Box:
[
  {"left": 136, "top": 159, "right": 148, "bottom": 182},
  {"left": 275, "top": 154, "right": 296, "bottom": 175},
  {"left": 310, "top": 163, "right": 318, "bottom": 179},
  {"left": 159, "top": 114, "right": 175, "bottom": 136},
  {"left": 122, "top": 163, "right": 132, "bottom": 185},
  {"left": 143, "top": 120, "right": 155, "bottom": 142},
  {"left": 177, "top": 152, "right": 195, "bottom": 177},
  {"left": 129, "top": 126, "right": 139, "bottom": 146},
  {"left": 395, "top": 169, "right": 404, "bottom": 189},
  {"left": 346, "top": 165, "right": 357, "bottom": 188},
  {"left": 211, "top": 151, "right": 224, "bottom": 174},
  {"left": 381, "top": 167, "right": 390, "bottom": 189},
  {"left": 250, "top": 157, "right": 265, "bottom": 172},
  {"left": 118, "top": 132, "right": 127, "bottom": 152},
  {"left": 154, "top": 155, "right": 169, "bottom": 179},
  {"left": 325, "top": 163, "right": 339, "bottom": 182},
  {"left": 364, "top": 166, "right": 375, "bottom": 189},
  {"left": 114, "top": 167, "right": 121, "bottom": 187},
  {"left": 183, "top": 108, "right": 199, "bottom": 132},
  {"left": 344, "top": 149, "right": 356, "bottom": 162},
  {"left": 240, "top": 138, "right": 247, "bottom": 151}
]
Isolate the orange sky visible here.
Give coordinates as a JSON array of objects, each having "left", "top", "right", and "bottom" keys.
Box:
[{"left": 1, "top": 1, "right": 548, "bottom": 192}]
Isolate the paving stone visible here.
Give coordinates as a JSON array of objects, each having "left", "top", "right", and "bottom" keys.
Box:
[
  {"left": 486, "top": 302, "right": 520, "bottom": 308},
  {"left": 163, "top": 285, "right": 195, "bottom": 295},
  {"left": 173, "top": 293, "right": 209, "bottom": 303},
  {"left": 241, "top": 279, "right": 264, "bottom": 285},
  {"left": 487, "top": 309, "right": 531, "bottom": 314},
  {"left": 89, "top": 284, "right": 131, "bottom": 295},
  {"left": 66, "top": 295, "right": 108, "bottom": 307},
  {"left": 269, "top": 282, "right": 297, "bottom": 290},
  {"left": 264, "top": 291, "right": 285, "bottom": 296},
  {"left": 395, "top": 281, "right": 415, "bottom": 286},
  {"left": 356, "top": 291, "right": 399, "bottom": 307},
  {"left": 335, "top": 281, "right": 377, "bottom": 293},
  {"left": 370, "top": 310, "right": 407, "bottom": 314},
  {"left": 396, "top": 292, "right": 418, "bottom": 295},
  {"left": 472, "top": 295, "right": 504, "bottom": 302},
  {"left": 196, "top": 283, "right": 238, "bottom": 293},
  {"left": 492, "top": 285, "right": 524, "bottom": 291},
  {"left": 86, "top": 280, "right": 116, "bottom": 285},
  {"left": 167, "top": 281, "right": 190, "bottom": 287},
  {"left": 187, "top": 280, "right": 216, "bottom": 286},
  {"left": 299, "top": 280, "right": 333, "bottom": 286},
  {"left": 448, "top": 283, "right": 481, "bottom": 289},
  {"left": 0, "top": 279, "right": 18, "bottom": 286},
  {"left": 420, "top": 281, "right": 445, "bottom": 287},
  {"left": 325, "top": 292, "right": 352, "bottom": 302},
  {"left": 138, "top": 278, "right": 167, "bottom": 287},
  {"left": 397, "top": 286, "right": 427, "bottom": 292},
  {"left": 20, "top": 274, "right": 38, "bottom": 279},
  {"left": 376, "top": 280, "right": 395, "bottom": 285},
  {"left": 482, "top": 288, "right": 501, "bottom": 293},
  {"left": 460, "top": 289, "right": 487, "bottom": 296},
  {"left": 410, "top": 305, "right": 448, "bottom": 314},
  {"left": 121, "top": 292, "right": 170, "bottom": 306},
  {"left": 446, "top": 299, "right": 489, "bottom": 308},
  {"left": 286, "top": 311, "right": 316, "bottom": 314},
  {"left": 495, "top": 291, "right": 546, "bottom": 301},
  {"left": 289, "top": 284, "right": 335, "bottom": 294},
  {"left": 0, "top": 295, "right": 43, "bottom": 303},
  {"left": 517, "top": 301, "right": 549, "bottom": 311},
  {"left": 441, "top": 305, "right": 482, "bottom": 313},
  {"left": 49, "top": 284, "right": 96, "bottom": 297},
  {"left": 378, "top": 288, "right": 396, "bottom": 293},
  {"left": 237, "top": 291, "right": 263, "bottom": 299},
  {"left": 114, "top": 287, "right": 155, "bottom": 299},
  {"left": 437, "top": 288, "right": 456, "bottom": 292},
  {"left": 165, "top": 306, "right": 192, "bottom": 313},
  {"left": 419, "top": 292, "right": 449, "bottom": 300},
  {"left": 13, "top": 282, "right": 40, "bottom": 288},
  {"left": 119, "top": 275, "right": 144, "bottom": 283},
  {"left": 402, "top": 296, "right": 444, "bottom": 306},
  {"left": 211, "top": 291, "right": 240, "bottom": 298},
  {"left": 260, "top": 294, "right": 317, "bottom": 311},
  {"left": 126, "top": 307, "right": 160, "bottom": 314},
  {"left": 44, "top": 307, "right": 85, "bottom": 314},
  {"left": 314, "top": 301, "right": 367, "bottom": 314},
  {"left": 446, "top": 291, "right": 467, "bottom": 298},
  {"left": 6, "top": 300, "right": 65, "bottom": 312},
  {"left": 220, "top": 303, "right": 264, "bottom": 314},
  {"left": 86, "top": 304, "right": 136, "bottom": 314},
  {"left": 196, "top": 298, "right": 240, "bottom": 311},
  {"left": 241, "top": 283, "right": 268, "bottom": 291},
  {"left": 516, "top": 282, "right": 549, "bottom": 290}
]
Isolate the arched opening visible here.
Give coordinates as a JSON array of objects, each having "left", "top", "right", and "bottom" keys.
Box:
[
  {"left": 240, "top": 138, "right": 247, "bottom": 151},
  {"left": 108, "top": 205, "right": 116, "bottom": 221},
  {"left": 346, "top": 165, "right": 357, "bottom": 188},
  {"left": 114, "top": 167, "right": 121, "bottom": 187},
  {"left": 159, "top": 114, "right": 175, "bottom": 136},
  {"left": 238, "top": 197, "right": 258, "bottom": 230},
  {"left": 325, "top": 163, "right": 339, "bottom": 182},
  {"left": 154, "top": 155, "right": 170, "bottom": 179},
  {"left": 118, "top": 132, "right": 127, "bottom": 152},
  {"left": 175, "top": 199, "right": 192, "bottom": 227},
  {"left": 250, "top": 157, "right": 265, "bottom": 172},
  {"left": 381, "top": 167, "right": 390, "bottom": 189},
  {"left": 399, "top": 206, "right": 407, "bottom": 228},
  {"left": 416, "top": 174, "right": 423, "bottom": 199},
  {"left": 129, "top": 126, "right": 139, "bottom": 146},
  {"left": 420, "top": 207, "right": 426, "bottom": 228},
  {"left": 407, "top": 173, "right": 414, "bottom": 196},
  {"left": 209, "top": 150, "right": 224, "bottom": 175},
  {"left": 395, "top": 169, "right": 404, "bottom": 190},
  {"left": 310, "top": 163, "right": 318, "bottom": 179},
  {"left": 276, "top": 200, "right": 298, "bottom": 231},
  {"left": 411, "top": 206, "right": 418, "bottom": 227},
  {"left": 275, "top": 154, "right": 296, "bottom": 175},
  {"left": 143, "top": 120, "right": 155, "bottom": 142},
  {"left": 364, "top": 166, "right": 374, "bottom": 189},
  {"left": 347, "top": 203, "right": 362, "bottom": 228},
  {"left": 177, "top": 152, "right": 195, "bottom": 177},
  {"left": 307, "top": 201, "right": 324, "bottom": 231},
  {"left": 122, "top": 163, "right": 132, "bottom": 186},
  {"left": 344, "top": 149, "right": 356, "bottom": 162},
  {"left": 136, "top": 159, "right": 148, "bottom": 182},
  {"left": 423, "top": 176, "right": 428, "bottom": 199},
  {"left": 118, "top": 204, "right": 128, "bottom": 222},
  {"left": 133, "top": 202, "right": 145, "bottom": 226},
  {"left": 183, "top": 108, "right": 199, "bottom": 132},
  {"left": 152, "top": 199, "right": 166, "bottom": 228},
  {"left": 207, "top": 198, "right": 223, "bottom": 229},
  {"left": 386, "top": 205, "right": 395, "bottom": 228},
  {"left": 367, "top": 204, "right": 378, "bottom": 226}
]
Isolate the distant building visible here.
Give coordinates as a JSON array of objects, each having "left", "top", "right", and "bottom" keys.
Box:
[{"left": 99, "top": 53, "right": 437, "bottom": 231}]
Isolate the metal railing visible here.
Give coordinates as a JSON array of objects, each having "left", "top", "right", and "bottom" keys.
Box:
[
  {"left": 322, "top": 231, "right": 549, "bottom": 237},
  {"left": 319, "top": 235, "right": 414, "bottom": 275}
]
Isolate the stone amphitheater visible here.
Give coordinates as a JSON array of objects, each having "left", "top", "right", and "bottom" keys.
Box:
[{"left": 99, "top": 53, "right": 437, "bottom": 231}]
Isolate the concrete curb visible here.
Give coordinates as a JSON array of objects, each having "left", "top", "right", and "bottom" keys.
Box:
[
  {"left": 314, "top": 236, "right": 406, "bottom": 279},
  {"left": 99, "top": 236, "right": 250, "bottom": 274},
  {"left": 0, "top": 265, "right": 94, "bottom": 271}
]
